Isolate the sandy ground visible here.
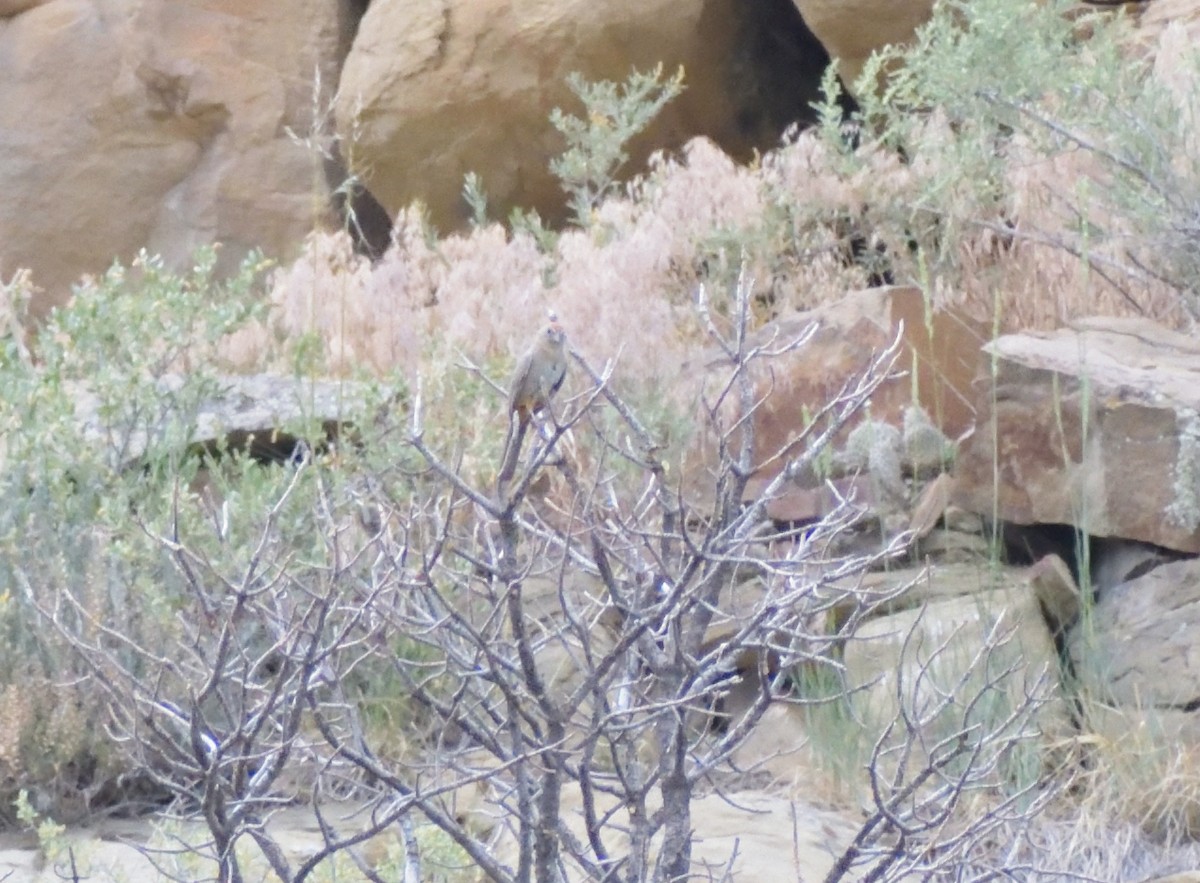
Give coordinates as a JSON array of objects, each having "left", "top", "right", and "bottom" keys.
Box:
[{"left": 0, "top": 792, "right": 857, "bottom": 882}]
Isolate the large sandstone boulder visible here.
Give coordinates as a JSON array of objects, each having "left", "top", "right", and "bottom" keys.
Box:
[
  {"left": 0, "top": 0, "right": 346, "bottom": 310},
  {"left": 844, "top": 572, "right": 1068, "bottom": 741},
  {"left": 794, "top": 0, "right": 1200, "bottom": 97},
  {"left": 792, "top": 0, "right": 934, "bottom": 94},
  {"left": 1068, "top": 555, "right": 1200, "bottom": 791},
  {"left": 334, "top": 0, "right": 826, "bottom": 232},
  {"left": 70, "top": 373, "right": 383, "bottom": 467},
  {"left": 954, "top": 317, "right": 1200, "bottom": 554}
]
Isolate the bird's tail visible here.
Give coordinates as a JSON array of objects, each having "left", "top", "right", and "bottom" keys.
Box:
[{"left": 496, "top": 413, "right": 528, "bottom": 494}]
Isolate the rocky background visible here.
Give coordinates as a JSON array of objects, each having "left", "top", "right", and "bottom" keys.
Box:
[
  {"left": 5, "top": 0, "right": 1194, "bottom": 311},
  {"left": 4, "top": 0, "right": 1200, "bottom": 880},
  {"left": 0, "top": 0, "right": 833, "bottom": 310}
]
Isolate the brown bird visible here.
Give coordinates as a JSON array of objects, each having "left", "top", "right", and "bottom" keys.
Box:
[{"left": 496, "top": 312, "right": 568, "bottom": 491}]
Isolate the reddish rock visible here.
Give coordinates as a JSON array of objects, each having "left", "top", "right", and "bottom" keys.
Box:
[
  {"left": 696, "top": 285, "right": 985, "bottom": 518},
  {"left": 1027, "top": 554, "right": 1080, "bottom": 635},
  {"left": 0, "top": 0, "right": 46, "bottom": 15},
  {"left": 954, "top": 317, "right": 1200, "bottom": 554},
  {"left": 908, "top": 472, "right": 954, "bottom": 537}
]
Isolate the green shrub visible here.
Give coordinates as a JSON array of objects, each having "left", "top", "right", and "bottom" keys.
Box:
[
  {"left": 0, "top": 249, "right": 268, "bottom": 816},
  {"left": 798, "top": 0, "right": 1195, "bottom": 326}
]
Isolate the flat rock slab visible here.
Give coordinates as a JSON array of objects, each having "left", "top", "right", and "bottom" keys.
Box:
[
  {"left": 954, "top": 316, "right": 1200, "bottom": 553},
  {"left": 73, "top": 373, "right": 385, "bottom": 467}
]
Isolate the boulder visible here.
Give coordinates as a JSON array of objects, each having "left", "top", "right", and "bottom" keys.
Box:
[
  {"left": 792, "top": 0, "right": 934, "bottom": 94},
  {"left": 72, "top": 373, "right": 383, "bottom": 467},
  {"left": 1027, "top": 553, "right": 1081, "bottom": 636},
  {"left": 1142, "top": 874, "right": 1200, "bottom": 883},
  {"left": 0, "top": 0, "right": 345, "bottom": 309},
  {"left": 702, "top": 285, "right": 985, "bottom": 520},
  {"left": 333, "top": 0, "right": 827, "bottom": 232},
  {"left": 729, "top": 702, "right": 821, "bottom": 787},
  {"left": 953, "top": 317, "right": 1200, "bottom": 554},
  {"left": 843, "top": 574, "right": 1067, "bottom": 738},
  {"left": 831, "top": 561, "right": 1026, "bottom": 619},
  {"left": 793, "top": 0, "right": 1200, "bottom": 97},
  {"left": 1069, "top": 557, "right": 1200, "bottom": 713},
  {"left": 1090, "top": 536, "right": 1180, "bottom": 594},
  {"left": 0, "top": 0, "right": 47, "bottom": 15}
]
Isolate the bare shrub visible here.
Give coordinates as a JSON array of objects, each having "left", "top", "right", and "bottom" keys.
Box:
[{"left": 11, "top": 267, "right": 1073, "bottom": 881}]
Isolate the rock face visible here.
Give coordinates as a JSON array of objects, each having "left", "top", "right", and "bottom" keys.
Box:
[
  {"left": 72, "top": 373, "right": 382, "bottom": 467},
  {"left": 791, "top": 0, "right": 934, "bottom": 94},
  {"left": 0, "top": 0, "right": 347, "bottom": 310},
  {"left": 954, "top": 317, "right": 1200, "bottom": 554},
  {"left": 334, "top": 0, "right": 828, "bottom": 232},
  {"left": 793, "top": 0, "right": 1200, "bottom": 96}
]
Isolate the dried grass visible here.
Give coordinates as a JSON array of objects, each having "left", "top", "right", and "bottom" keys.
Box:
[{"left": 234, "top": 92, "right": 1195, "bottom": 391}]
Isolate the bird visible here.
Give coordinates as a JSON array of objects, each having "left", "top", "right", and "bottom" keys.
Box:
[{"left": 496, "top": 312, "right": 568, "bottom": 491}]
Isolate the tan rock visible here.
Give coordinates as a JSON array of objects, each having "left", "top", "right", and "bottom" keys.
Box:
[
  {"left": 1027, "top": 553, "right": 1080, "bottom": 634},
  {"left": 71, "top": 373, "right": 382, "bottom": 468},
  {"left": 333, "top": 0, "right": 824, "bottom": 232},
  {"left": 0, "top": 0, "right": 344, "bottom": 309},
  {"left": 792, "top": 0, "right": 935, "bottom": 94},
  {"left": 953, "top": 317, "right": 1200, "bottom": 554},
  {"left": 832, "top": 561, "right": 1021, "bottom": 618},
  {"left": 729, "top": 702, "right": 818, "bottom": 786},
  {"left": 909, "top": 472, "right": 954, "bottom": 537},
  {"left": 844, "top": 577, "right": 1067, "bottom": 738},
  {"left": 912, "top": 527, "right": 991, "bottom": 563},
  {"left": 1142, "top": 873, "right": 1200, "bottom": 883},
  {"left": 1082, "top": 699, "right": 1200, "bottom": 754},
  {"left": 794, "top": 0, "right": 1200, "bottom": 97},
  {"left": 0, "top": 0, "right": 46, "bottom": 16}
]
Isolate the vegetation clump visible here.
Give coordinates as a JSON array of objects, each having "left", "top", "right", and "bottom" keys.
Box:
[{"left": 2, "top": 2, "right": 1200, "bottom": 879}]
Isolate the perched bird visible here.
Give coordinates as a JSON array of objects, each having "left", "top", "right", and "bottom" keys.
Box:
[{"left": 496, "top": 312, "right": 568, "bottom": 490}]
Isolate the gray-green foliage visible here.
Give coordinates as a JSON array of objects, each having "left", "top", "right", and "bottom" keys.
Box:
[
  {"left": 550, "top": 64, "right": 684, "bottom": 227},
  {"left": 0, "top": 248, "right": 268, "bottom": 807},
  {"left": 1, "top": 249, "right": 263, "bottom": 636},
  {"left": 0, "top": 246, "right": 439, "bottom": 825},
  {"left": 814, "top": 0, "right": 1200, "bottom": 315}
]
